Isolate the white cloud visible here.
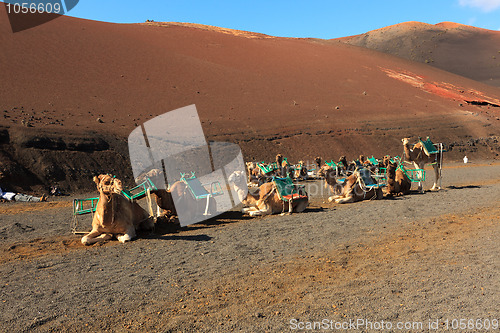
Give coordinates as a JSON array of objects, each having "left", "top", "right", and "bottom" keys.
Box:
[{"left": 459, "top": 0, "right": 500, "bottom": 12}]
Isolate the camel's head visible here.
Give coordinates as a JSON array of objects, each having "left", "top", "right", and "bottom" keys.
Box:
[
  {"left": 228, "top": 171, "right": 246, "bottom": 187},
  {"left": 314, "top": 156, "right": 322, "bottom": 166},
  {"left": 275, "top": 153, "right": 283, "bottom": 164},
  {"left": 93, "top": 174, "right": 123, "bottom": 195},
  {"left": 402, "top": 138, "right": 410, "bottom": 145},
  {"left": 318, "top": 165, "right": 337, "bottom": 187},
  {"left": 382, "top": 155, "right": 391, "bottom": 168},
  {"left": 246, "top": 162, "right": 256, "bottom": 170}
]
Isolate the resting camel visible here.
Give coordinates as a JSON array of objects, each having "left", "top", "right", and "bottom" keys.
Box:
[
  {"left": 245, "top": 162, "right": 267, "bottom": 186},
  {"left": 317, "top": 165, "right": 343, "bottom": 201},
  {"left": 329, "top": 169, "right": 383, "bottom": 204},
  {"left": 282, "top": 158, "right": 293, "bottom": 178},
  {"left": 402, "top": 138, "right": 442, "bottom": 192},
  {"left": 150, "top": 181, "right": 216, "bottom": 224},
  {"left": 246, "top": 162, "right": 257, "bottom": 183},
  {"left": 294, "top": 160, "right": 309, "bottom": 180},
  {"left": 314, "top": 156, "right": 322, "bottom": 178},
  {"left": 228, "top": 171, "right": 308, "bottom": 216},
  {"left": 81, "top": 174, "right": 154, "bottom": 245},
  {"left": 385, "top": 162, "right": 411, "bottom": 196},
  {"left": 275, "top": 153, "right": 284, "bottom": 177}
]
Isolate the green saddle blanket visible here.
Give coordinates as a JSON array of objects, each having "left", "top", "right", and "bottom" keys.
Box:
[
  {"left": 273, "top": 177, "right": 308, "bottom": 201},
  {"left": 420, "top": 137, "right": 439, "bottom": 155}
]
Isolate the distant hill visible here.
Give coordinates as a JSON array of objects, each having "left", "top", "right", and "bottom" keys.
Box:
[
  {"left": 0, "top": 11, "right": 499, "bottom": 191},
  {"left": 338, "top": 22, "right": 500, "bottom": 87}
]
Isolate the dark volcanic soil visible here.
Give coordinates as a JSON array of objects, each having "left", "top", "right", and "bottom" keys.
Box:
[{"left": 0, "top": 162, "right": 498, "bottom": 332}]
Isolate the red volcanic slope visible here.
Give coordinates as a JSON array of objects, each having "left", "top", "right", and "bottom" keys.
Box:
[
  {"left": 1, "top": 10, "right": 500, "bottom": 165},
  {"left": 337, "top": 21, "right": 500, "bottom": 87}
]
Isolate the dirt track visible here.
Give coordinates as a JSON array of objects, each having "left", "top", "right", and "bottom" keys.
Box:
[{"left": 0, "top": 162, "right": 499, "bottom": 332}]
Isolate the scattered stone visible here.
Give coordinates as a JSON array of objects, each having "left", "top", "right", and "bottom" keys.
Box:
[{"left": 97, "top": 117, "right": 104, "bottom": 123}]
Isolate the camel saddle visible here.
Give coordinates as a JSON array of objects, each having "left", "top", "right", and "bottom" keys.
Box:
[
  {"left": 273, "top": 177, "right": 308, "bottom": 202},
  {"left": 419, "top": 137, "right": 440, "bottom": 156}
]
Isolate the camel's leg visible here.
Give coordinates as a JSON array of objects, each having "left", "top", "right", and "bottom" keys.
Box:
[
  {"left": 242, "top": 207, "right": 253, "bottom": 214},
  {"left": 117, "top": 227, "right": 136, "bottom": 243},
  {"left": 430, "top": 163, "right": 441, "bottom": 191},
  {"left": 249, "top": 203, "right": 272, "bottom": 217},
  {"left": 335, "top": 196, "right": 355, "bottom": 204},
  {"left": 329, "top": 194, "right": 343, "bottom": 202},
  {"left": 414, "top": 162, "right": 424, "bottom": 193},
  {"left": 81, "top": 230, "right": 108, "bottom": 245}
]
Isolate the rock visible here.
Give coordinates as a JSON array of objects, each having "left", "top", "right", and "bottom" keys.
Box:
[{"left": 96, "top": 117, "right": 104, "bottom": 123}]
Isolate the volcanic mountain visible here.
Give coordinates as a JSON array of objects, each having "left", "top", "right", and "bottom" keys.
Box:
[
  {"left": 338, "top": 22, "right": 500, "bottom": 87},
  {"left": 0, "top": 9, "right": 499, "bottom": 191}
]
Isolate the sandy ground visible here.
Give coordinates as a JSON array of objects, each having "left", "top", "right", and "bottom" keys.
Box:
[{"left": 0, "top": 162, "right": 499, "bottom": 332}]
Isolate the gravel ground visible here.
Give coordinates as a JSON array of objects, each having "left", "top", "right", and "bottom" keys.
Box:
[{"left": 0, "top": 162, "right": 499, "bottom": 332}]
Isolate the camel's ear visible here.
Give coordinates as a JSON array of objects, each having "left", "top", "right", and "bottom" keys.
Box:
[{"left": 93, "top": 176, "right": 100, "bottom": 186}]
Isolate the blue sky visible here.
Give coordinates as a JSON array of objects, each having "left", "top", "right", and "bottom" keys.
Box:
[{"left": 11, "top": 0, "right": 500, "bottom": 38}]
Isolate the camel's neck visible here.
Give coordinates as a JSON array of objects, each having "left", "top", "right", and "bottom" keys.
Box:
[
  {"left": 326, "top": 175, "right": 337, "bottom": 187},
  {"left": 403, "top": 143, "right": 413, "bottom": 161}
]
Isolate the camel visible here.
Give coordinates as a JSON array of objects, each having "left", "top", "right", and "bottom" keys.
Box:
[
  {"left": 275, "top": 153, "right": 284, "bottom": 177},
  {"left": 281, "top": 158, "right": 293, "bottom": 178},
  {"left": 338, "top": 156, "right": 348, "bottom": 171},
  {"left": 246, "top": 162, "right": 258, "bottom": 183},
  {"left": 245, "top": 162, "right": 267, "bottom": 186},
  {"left": 402, "top": 138, "right": 442, "bottom": 192},
  {"left": 317, "top": 165, "right": 343, "bottom": 201},
  {"left": 81, "top": 174, "right": 154, "bottom": 245},
  {"left": 294, "top": 160, "right": 309, "bottom": 180},
  {"left": 329, "top": 169, "right": 383, "bottom": 204},
  {"left": 339, "top": 156, "right": 356, "bottom": 174},
  {"left": 385, "top": 162, "right": 411, "bottom": 196},
  {"left": 150, "top": 180, "right": 216, "bottom": 224},
  {"left": 314, "top": 156, "right": 322, "bottom": 178},
  {"left": 228, "top": 171, "right": 308, "bottom": 216}
]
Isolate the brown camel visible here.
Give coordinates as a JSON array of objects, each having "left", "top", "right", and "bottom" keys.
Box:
[
  {"left": 282, "top": 158, "right": 293, "bottom": 178},
  {"left": 275, "top": 153, "right": 284, "bottom": 177},
  {"left": 294, "top": 160, "right": 309, "bottom": 180},
  {"left": 228, "top": 171, "right": 308, "bottom": 216},
  {"left": 314, "top": 156, "right": 322, "bottom": 178},
  {"left": 329, "top": 170, "right": 383, "bottom": 204},
  {"left": 151, "top": 181, "right": 216, "bottom": 224},
  {"left": 385, "top": 162, "right": 411, "bottom": 196},
  {"left": 402, "top": 138, "right": 442, "bottom": 192},
  {"left": 317, "top": 165, "right": 342, "bottom": 200},
  {"left": 81, "top": 174, "right": 154, "bottom": 245}
]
